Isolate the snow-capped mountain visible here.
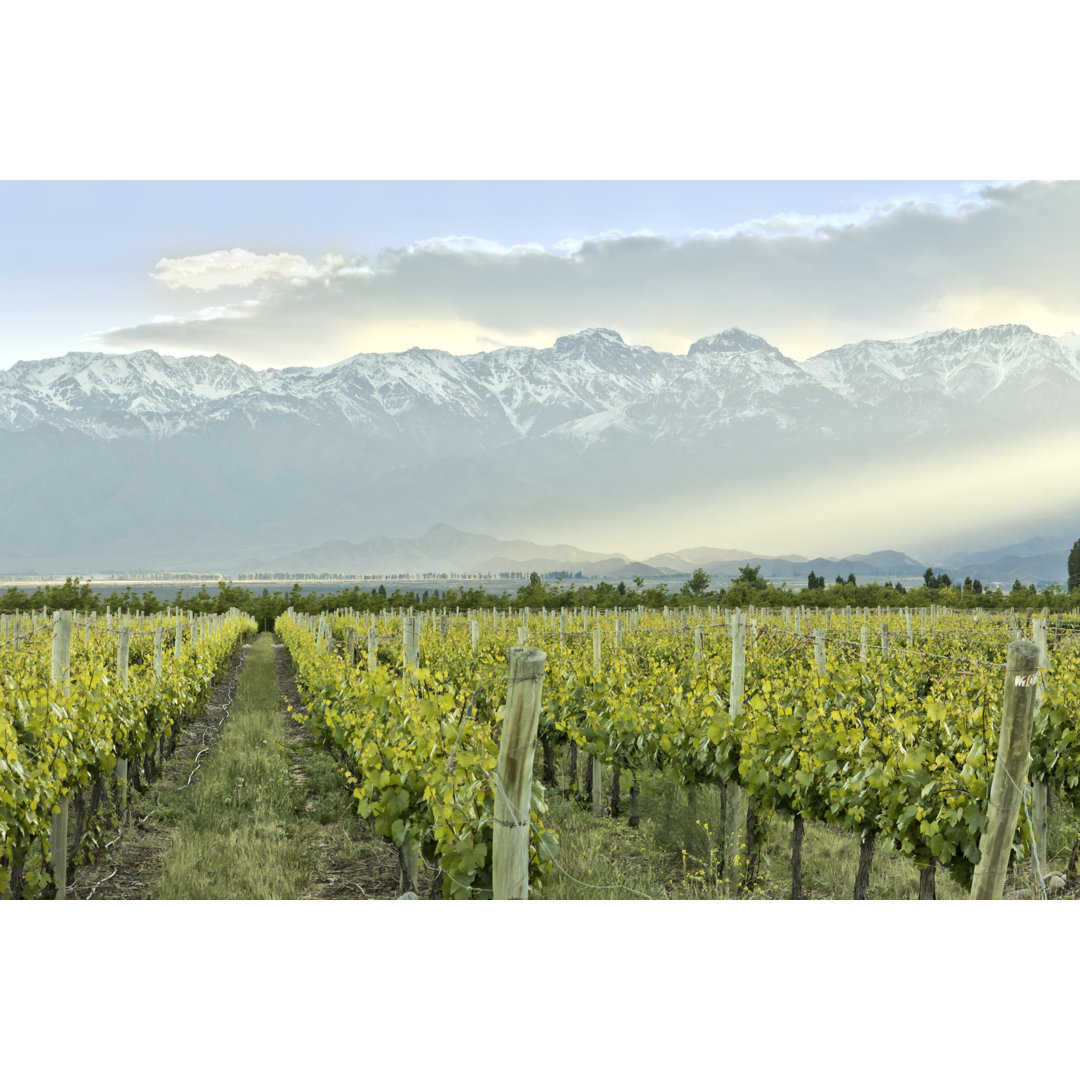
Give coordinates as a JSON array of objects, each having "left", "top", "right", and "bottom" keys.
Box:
[
  {"left": 801, "top": 324, "right": 1080, "bottom": 424},
  {"left": 7, "top": 323, "right": 1076, "bottom": 446},
  {"left": 3, "top": 323, "right": 1080, "bottom": 570},
  {"left": 0, "top": 350, "right": 260, "bottom": 437}
]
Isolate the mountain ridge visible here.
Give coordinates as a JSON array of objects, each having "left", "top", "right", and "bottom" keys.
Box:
[
  {"left": 3, "top": 324, "right": 1080, "bottom": 571},
  {"left": 6, "top": 322, "right": 1080, "bottom": 443},
  {"left": 243, "top": 524, "right": 1071, "bottom": 586}
]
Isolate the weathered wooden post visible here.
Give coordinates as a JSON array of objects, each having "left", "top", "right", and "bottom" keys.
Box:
[
  {"left": 493, "top": 646, "right": 547, "bottom": 899},
  {"left": 403, "top": 615, "right": 420, "bottom": 685},
  {"left": 970, "top": 639, "right": 1041, "bottom": 900},
  {"left": 589, "top": 623, "right": 602, "bottom": 815},
  {"left": 1030, "top": 618, "right": 1049, "bottom": 876},
  {"left": 813, "top": 627, "right": 826, "bottom": 675},
  {"left": 367, "top": 626, "right": 378, "bottom": 672},
  {"left": 859, "top": 624, "right": 868, "bottom": 663},
  {"left": 115, "top": 626, "right": 130, "bottom": 812},
  {"left": 50, "top": 610, "right": 73, "bottom": 898},
  {"left": 723, "top": 612, "right": 748, "bottom": 896}
]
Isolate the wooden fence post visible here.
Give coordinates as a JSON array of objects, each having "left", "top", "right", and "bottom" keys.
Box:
[
  {"left": 116, "top": 626, "right": 130, "bottom": 812},
  {"left": 403, "top": 616, "right": 420, "bottom": 685},
  {"left": 813, "top": 628, "right": 826, "bottom": 675},
  {"left": 1030, "top": 617, "right": 1049, "bottom": 876},
  {"left": 589, "top": 623, "right": 602, "bottom": 815},
  {"left": 723, "top": 611, "right": 748, "bottom": 895},
  {"left": 970, "top": 639, "right": 1041, "bottom": 900},
  {"left": 367, "top": 626, "right": 378, "bottom": 671},
  {"left": 493, "top": 646, "right": 547, "bottom": 899},
  {"left": 50, "top": 610, "right": 72, "bottom": 899}
]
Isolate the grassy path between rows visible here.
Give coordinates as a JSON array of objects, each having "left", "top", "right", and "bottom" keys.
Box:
[
  {"left": 154, "top": 633, "right": 309, "bottom": 898},
  {"left": 153, "top": 632, "right": 397, "bottom": 899}
]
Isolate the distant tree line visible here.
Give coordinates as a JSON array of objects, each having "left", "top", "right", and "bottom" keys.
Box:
[{"left": 3, "top": 550, "right": 1080, "bottom": 630}]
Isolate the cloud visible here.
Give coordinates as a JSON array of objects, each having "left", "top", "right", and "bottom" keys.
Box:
[
  {"left": 152, "top": 248, "right": 368, "bottom": 291},
  {"left": 691, "top": 189, "right": 994, "bottom": 242},
  {"left": 97, "top": 182, "right": 1080, "bottom": 366},
  {"left": 146, "top": 299, "right": 260, "bottom": 324},
  {"left": 408, "top": 235, "right": 548, "bottom": 257}
]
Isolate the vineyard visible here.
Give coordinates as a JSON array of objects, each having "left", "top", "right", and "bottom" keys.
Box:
[
  {"left": 278, "top": 601, "right": 1080, "bottom": 899},
  {"left": 0, "top": 607, "right": 256, "bottom": 897},
  {"left": 3, "top": 599, "right": 1079, "bottom": 899}
]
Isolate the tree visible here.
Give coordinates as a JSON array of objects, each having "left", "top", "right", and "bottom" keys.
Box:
[
  {"left": 1069, "top": 539, "right": 1080, "bottom": 591},
  {"left": 633, "top": 576, "right": 644, "bottom": 589},
  {"left": 923, "top": 567, "right": 938, "bottom": 589},
  {"left": 972, "top": 578, "right": 983, "bottom": 594},
  {"left": 847, "top": 573, "right": 856, "bottom": 586},
  {"left": 807, "top": 571, "right": 825, "bottom": 590},
  {"left": 835, "top": 575, "right": 845, "bottom": 586},
  {"left": 735, "top": 564, "right": 766, "bottom": 589},
  {"left": 686, "top": 568, "right": 711, "bottom": 596},
  {"left": 617, "top": 581, "right": 627, "bottom": 595},
  {"left": 529, "top": 571, "right": 541, "bottom": 586}
]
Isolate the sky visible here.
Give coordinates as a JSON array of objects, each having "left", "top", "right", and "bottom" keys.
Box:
[{"left": 6, "top": 179, "right": 1080, "bottom": 370}]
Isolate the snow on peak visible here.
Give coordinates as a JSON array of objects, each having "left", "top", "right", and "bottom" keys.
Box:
[
  {"left": 554, "top": 327, "right": 625, "bottom": 350},
  {"left": 687, "top": 328, "right": 788, "bottom": 361}
]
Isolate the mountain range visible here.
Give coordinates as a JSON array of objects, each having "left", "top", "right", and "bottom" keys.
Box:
[
  {"left": 2, "top": 323, "right": 1079, "bottom": 573},
  {"left": 253, "top": 523, "right": 1069, "bottom": 587}
]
